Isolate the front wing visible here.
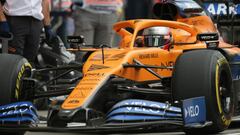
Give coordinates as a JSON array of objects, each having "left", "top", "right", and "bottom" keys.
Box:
[{"left": 0, "top": 97, "right": 210, "bottom": 133}]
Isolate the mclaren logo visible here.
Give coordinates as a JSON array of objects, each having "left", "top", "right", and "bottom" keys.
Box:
[{"left": 88, "top": 64, "right": 110, "bottom": 71}]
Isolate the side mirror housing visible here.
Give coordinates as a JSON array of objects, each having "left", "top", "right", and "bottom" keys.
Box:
[
  {"left": 197, "top": 33, "right": 219, "bottom": 49},
  {"left": 197, "top": 33, "right": 219, "bottom": 41},
  {"left": 67, "top": 35, "right": 85, "bottom": 49}
]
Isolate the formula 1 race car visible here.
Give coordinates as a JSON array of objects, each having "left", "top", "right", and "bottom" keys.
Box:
[{"left": 0, "top": 0, "right": 240, "bottom": 134}]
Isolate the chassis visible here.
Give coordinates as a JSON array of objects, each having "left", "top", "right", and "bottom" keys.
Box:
[{"left": 0, "top": 0, "right": 240, "bottom": 134}]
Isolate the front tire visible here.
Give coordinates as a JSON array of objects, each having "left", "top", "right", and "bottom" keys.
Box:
[
  {"left": 0, "top": 54, "right": 32, "bottom": 105},
  {"left": 0, "top": 54, "right": 32, "bottom": 135},
  {"left": 172, "top": 50, "right": 234, "bottom": 134}
]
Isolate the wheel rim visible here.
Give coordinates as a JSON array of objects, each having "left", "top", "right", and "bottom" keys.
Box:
[
  {"left": 219, "top": 70, "right": 232, "bottom": 114},
  {"left": 18, "top": 63, "right": 32, "bottom": 101}
]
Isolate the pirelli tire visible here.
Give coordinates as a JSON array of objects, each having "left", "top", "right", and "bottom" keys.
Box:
[
  {"left": 172, "top": 50, "right": 234, "bottom": 134},
  {"left": 0, "top": 54, "right": 32, "bottom": 105}
]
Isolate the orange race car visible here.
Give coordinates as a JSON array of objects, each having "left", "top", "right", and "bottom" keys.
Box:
[{"left": 0, "top": 0, "right": 240, "bottom": 134}]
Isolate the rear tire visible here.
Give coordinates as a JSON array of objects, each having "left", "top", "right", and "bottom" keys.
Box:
[{"left": 172, "top": 50, "right": 234, "bottom": 134}]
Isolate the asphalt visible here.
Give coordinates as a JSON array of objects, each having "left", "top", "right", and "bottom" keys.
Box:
[
  {"left": 24, "top": 111, "right": 240, "bottom": 135},
  {"left": 25, "top": 129, "right": 240, "bottom": 135}
]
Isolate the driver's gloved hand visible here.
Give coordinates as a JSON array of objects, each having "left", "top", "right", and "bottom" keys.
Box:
[
  {"left": 0, "top": 21, "right": 10, "bottom": 33},
  {"left": 44, "top": 25, "right": 57, "bottom": 43}
]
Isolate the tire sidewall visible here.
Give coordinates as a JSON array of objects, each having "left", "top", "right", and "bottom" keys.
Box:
[
  {"left": 0, "top": 54, "right": 32, "bottom": 105},
  {"left": 209, "top": 54, "right": 233, "bottom": 130},
  {"left": 11, "top": 58, "right": 32, "bottom": 102}
]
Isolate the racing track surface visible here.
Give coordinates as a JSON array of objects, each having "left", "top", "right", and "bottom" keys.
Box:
[
  {"left": 25, "top": 127, "right": 240, "bottom": 135},
  {"left": 25, "top": 125, "right": 240, "bottom": 135},
  {"left": 25, "top": 112, "right": 240, "bottom": 135}
]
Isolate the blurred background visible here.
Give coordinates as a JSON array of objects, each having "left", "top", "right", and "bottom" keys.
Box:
[{"left": 49, "top": 0, "right": 240, "bottom": 48}]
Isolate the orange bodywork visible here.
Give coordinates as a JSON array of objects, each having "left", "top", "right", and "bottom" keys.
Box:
[{"left": 62, "top": 15, "right": 240, "bottom": 110}]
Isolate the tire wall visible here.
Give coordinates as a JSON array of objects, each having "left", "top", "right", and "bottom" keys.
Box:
[
  {"left": 0, "top": 54, "right": 32, "bottom": 105},
  {"left": 13, "top": 61, "right": 32, "bottom": 101}
]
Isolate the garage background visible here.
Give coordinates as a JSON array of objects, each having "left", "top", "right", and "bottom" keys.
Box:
[{"left": 199, "top": 0, "right": 240, "bottom": 45}]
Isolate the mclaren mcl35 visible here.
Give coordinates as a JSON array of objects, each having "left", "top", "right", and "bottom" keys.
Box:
[{"left": 0, "top": 0, "right": 240, "bottom": 134}]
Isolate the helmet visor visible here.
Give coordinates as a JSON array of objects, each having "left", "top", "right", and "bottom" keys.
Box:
[{"left": 144, "top": 35, "right": 171, "bottom": 47}]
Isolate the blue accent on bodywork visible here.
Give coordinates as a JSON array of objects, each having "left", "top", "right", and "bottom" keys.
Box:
[
  {"left": 109, "top": 99, "right": 181, "bottom": 113},
  {"left": 0, "top": 101, "right": 37, "bottom": 113},
  {"left": 107, "top": 115, "right": 181, "bottom": 123},
  {"left": 204, "top": 3, "right": 240, "bottom": 16},
  {"left": 231, "top": 55, "right": 240, "bottom": 80},
  {"left": 182, "top": 97, "right": 206, "bottom": 125},
  {"left": 0, "top": 109, "right": 38, "bottom": 121},
  {"left": 0, "top": 117, "right": 36, "bottom": 124},
  {"left": 106, "top": 99, "right": 182, "bottom": 123},
  {"left": 108, "top": 107, "right": 182, "bottom": 118},
  {"left": 0, "top": 102, "right": 39, "bottom": 126}
]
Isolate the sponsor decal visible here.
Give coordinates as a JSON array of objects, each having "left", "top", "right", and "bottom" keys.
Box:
[
  {"left": 106, "top": 99, "right": 182, "bottom": 122},
  {"left": 67, "top": 36, "right": 84, "bottom": 44},
  {"left": 204, "top": 3, "right": 240, "bottom": 15},
  {"left": 68, "top": 100, "right": 80, "bottom": 104},
  {"left": 1, "top": 104, "right": 30, "bottom": 116},
  {"left": 69, "top": 89, "right": 89, "bottom": 99},
  {"left": 0, "top": 102, "right": 39, "bottom": 126},
  {"left": 183, "top": 97, "right": 206, "bottom": 125},
  {"left": 184, "top": 105, "right": 200, "bottom": 118},
  {"left": 90, "top": 52, "right": 126, "bottom": 61},
  {"left": 84, "top": 73, "right": 106, "bottom": 77},
  {"left": 90, "top": 54, "right": 111, "bottom": 61},
  {"left": 107, "top": 52, "right": 126, "bottom": 61},
  {"left": 160, "top": 61, "right": 174, "bottom": 71},
  {"left": 139, "top": 53, "right": 159, "bottom": 59},
  {"left": 113, "top": 99, "right": 181, "bottom": 113},
  {"left": 81, "top": 78, "right": 102, "bottom": 81},
  {"left": 69, "top": 86, "right": 94, "bottom": 99},
  {"left": 0, "top": 102, "right": 36, "bottom": 117},
  {"left": 124, "top": 101, "right": 166, "bottom": 114},
  {"left": 88, "top": 64, "right": 110, "bottom": 71}
]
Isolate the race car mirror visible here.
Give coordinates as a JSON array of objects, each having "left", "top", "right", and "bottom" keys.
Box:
[
  {"left": 67, "top": 35, "right": 85, "bottom": 49},
  {"left": 67, "top": 35, "right": 84, "bottom": 44},
  {"left": 197, "top": 33, "right": 219, "bottom": 49},
  {"left": 197, "top": 33, "right": 219, "bottom": 41}
]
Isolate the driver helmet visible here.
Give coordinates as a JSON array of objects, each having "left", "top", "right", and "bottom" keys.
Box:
[{"left": 143, "top": 26, "right": 172, "bottom": 48}]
